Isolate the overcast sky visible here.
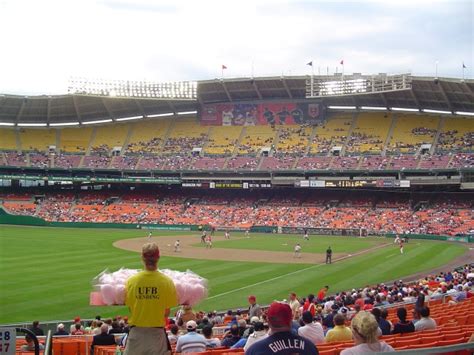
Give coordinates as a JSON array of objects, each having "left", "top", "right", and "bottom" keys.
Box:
[{"left": 0, "top": 0, "right": 472, "bottom": 95}]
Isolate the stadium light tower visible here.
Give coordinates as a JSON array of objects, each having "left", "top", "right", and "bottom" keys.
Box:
[
  {"left": 68, "top": 78, "right": 197, "bottom": 100},
  {"left": 306, "top": 73, "right": 412, "bottom": 98}
]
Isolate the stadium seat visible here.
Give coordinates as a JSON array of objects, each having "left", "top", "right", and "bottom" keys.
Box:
[
  {"left": 420, "top": 336, "right": 441, "bottom": 344},
  {"left": 394, "top": 338, "right": 420, "bottom": 347},
  {"left": 317, "top": 349, "right": 337, "bottom": 355},
  {"left": 436, "top": 337, "right": 466, "bottom": 346}
]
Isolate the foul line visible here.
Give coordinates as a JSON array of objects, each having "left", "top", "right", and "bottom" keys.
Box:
[
  {"left": 205, "top": 263, "right": 324, "bottom": 301},
  {"left": 206, "top": 242, "right": 392, "bottom": 301}
]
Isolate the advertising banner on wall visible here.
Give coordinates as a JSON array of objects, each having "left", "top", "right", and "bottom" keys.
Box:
[{"left": 200, "top": 102, "right": 325, "bottom": 126}]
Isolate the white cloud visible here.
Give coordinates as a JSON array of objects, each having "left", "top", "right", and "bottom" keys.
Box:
[{"left": 0, "top": 0, "right": 471, "bottom": 95}]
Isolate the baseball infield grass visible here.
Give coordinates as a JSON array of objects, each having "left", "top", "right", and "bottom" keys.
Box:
[{"left": 0, "top": 225, "right": 467, "bottom": 324}]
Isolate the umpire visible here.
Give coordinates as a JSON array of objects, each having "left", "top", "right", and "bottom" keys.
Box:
[{"left": 326, "top": 246, "right": 332, "bottom": 264}]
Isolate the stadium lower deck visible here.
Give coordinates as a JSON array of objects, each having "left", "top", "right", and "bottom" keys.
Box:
[{"left": 1, "top": 188, "right": 473, "bottom": 236}]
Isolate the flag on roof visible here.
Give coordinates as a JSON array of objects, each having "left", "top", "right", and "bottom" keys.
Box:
[
  {"left": 463, "top": 62, "right": 467, "bottom": 69},
  {"left": 340, "top": 60, "right": 344, "bottom": 65},
  {"left": 222, "top": 64, "right": 227, "bottom": 70},
  {"left": 306, "top": 61, "right": 313, "bottom": 67}
]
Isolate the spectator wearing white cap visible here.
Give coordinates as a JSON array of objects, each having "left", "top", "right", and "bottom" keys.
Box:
[
  {"left": 53, "top": 323, "right": 69, "bottom": 336},
  {"left": 175, "top": 320, "right": 207, "bottom": 353}
]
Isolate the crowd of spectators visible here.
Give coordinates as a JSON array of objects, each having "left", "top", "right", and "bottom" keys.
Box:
[
  {"left": 438, "top": 131, "right": 474, "bottom": 152},
  {"left": 346, "top": 133, "right": 384, "bottom": 153},
  {"left": 126, "top": 137, "right": 163, "bottom": 154},
  {"left": 412, "top": 127, "right": 437, "bottom": 136},
  {"left": 23, "top": 257, "right": 474, "bottom": 353},
  {"left": 2, "top": 190, "right": 472, "bottom": 236},
  {"left": 163, "top": 134, "right": 208, "bottom": 153}
]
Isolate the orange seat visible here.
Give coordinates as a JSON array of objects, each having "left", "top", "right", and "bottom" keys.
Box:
[
  {"left": 437, "top": 337, "right": 465, "bottom": 346},
  {"left": 395, "top": 338, "right": 420, "bottom": 347},
  {"left": 466, "top": 314, "right": 474, "bottom": 325},
  {"left": 317, "top": 349, "right": 337, "bottom": 355},
  {"left": 421, "top": 336, "right": 442, "bottom": 344},
  {"left": 409, "top": 342, "right": 438, "bottom": 349}
]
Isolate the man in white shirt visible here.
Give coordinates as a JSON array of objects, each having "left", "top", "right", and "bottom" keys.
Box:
[
  {"left": 414, "top": 307, "right": 437, "bottom": 331},
  {"left": 243, "top": 321, "right": 268, "bottom": 352},
  {"left": 297, "top": 311, "right": 325, "bottom": 345},
  {"left": 175, "top": 321, "right": 207, "bottom": 353}
]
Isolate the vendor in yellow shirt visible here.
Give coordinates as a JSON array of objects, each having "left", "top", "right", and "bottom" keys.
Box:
[{"left": 124, "top": 242, "right": 178, "bottom": 355}]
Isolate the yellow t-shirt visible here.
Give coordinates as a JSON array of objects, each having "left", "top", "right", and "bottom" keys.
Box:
[
  {"left": 126, "top": 270, "right": 178, "bottom": 327},
  {"left": 325, "top": 325, "right": 353, "bottom": 343}
]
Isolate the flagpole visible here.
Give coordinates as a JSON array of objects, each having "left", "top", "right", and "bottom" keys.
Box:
[{"left": 462, "top": 63, "right": 465, "bottom": 81}]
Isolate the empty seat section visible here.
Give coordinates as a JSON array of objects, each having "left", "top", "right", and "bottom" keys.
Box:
[
  {"left": 163, "top": 118, "right": 209, "bottom": 153},
  {"left": 0, "top": 128, "right": 18, "bottom": 150},
  {"left": 91, "top": 123, "right": 130, "bottom": 154},
  {"left": 237, "top": 126, "right": 276, "bottom": 155},
  {"left": 388, "top": 114, "right": 438, "bottom": 153},
  {"left": 126, "top": 119, "right": 171, "bottom": 154},
  {"left": 346, "top": 113, "right": 391, "bottom": 154},
  {"left": 59, "top": 127, "right": 93, "bottom": 153},
  {"left": 205, "top": 126, "right": 242, "bottom": 155},
  {"left": 310, "top": 114, "right": 352, "bottom": 154},
  {"left": 19, "top": 128, "right": 56, "bottom": 151}
]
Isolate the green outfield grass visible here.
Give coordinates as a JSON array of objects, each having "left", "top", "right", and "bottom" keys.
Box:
[{"left": 0, "top": 225, "right": 467, "bottom": 324}]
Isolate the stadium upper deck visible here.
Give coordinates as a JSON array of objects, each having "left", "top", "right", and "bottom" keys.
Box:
[
  {"left": 0, "top": 75, "right": 472, "bottom": 174},
  {"left": 0, "top": 75, "right": 473, "bottom": 126}
]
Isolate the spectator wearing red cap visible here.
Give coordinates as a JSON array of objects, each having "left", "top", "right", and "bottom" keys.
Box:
[
  {"left": 70, "top": 316, "right": 83, "bottom": 333},
  {"left": 123, "top": 243, "right": 178, "bottom": 355},
  {"left": 248, "top": 295, "right": 262, "bottom": 319},
  {"left": 245, "top": 302, "right": 318, "bottom": 355}
]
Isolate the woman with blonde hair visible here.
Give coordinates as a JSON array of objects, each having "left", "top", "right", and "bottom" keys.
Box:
[{"left": 341, "top": 311, "right": 394, "bottom": 354}]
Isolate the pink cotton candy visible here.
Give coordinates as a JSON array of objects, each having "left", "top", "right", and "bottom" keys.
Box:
[
  {"left": 92, "top": 267, "right": 208, "bottom": 306},
  {"left": 101, "top": 284, "right": 116, "bottom": 305},
  {"left": 114, "top": 284, "right": 126, "bottom": 305},
  {"left": 89, "top": 291, "right": 106, "bottom": 306},
  {"left": 184, "top": 284, "right": 207, "bottom": 306}
]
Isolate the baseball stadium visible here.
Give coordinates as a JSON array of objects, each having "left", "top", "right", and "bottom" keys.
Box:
[{"left": 1, "top": 2, "right": 474, "bottom": 355}]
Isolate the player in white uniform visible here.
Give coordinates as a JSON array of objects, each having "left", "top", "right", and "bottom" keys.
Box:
[
  {"left": 206, "top": 235, "right": 212, "bottom": 249},
  {"left": 399, "top": 240, "right": 404, "bottom": 254},
  {"left": 174, "top": 240, "right": 180, "bottom": 253},
  {"left": 245, "top": 230, "right": 250, "bottom": 238},
  {"left": 394, "top": 234, "right": 401, "bottom": 244},
  {"left": 147, "top": 231, "right": 152, "bottom": 240},
  {"left": 294, "top": 243, "right": 302, "bottom": 258},
  {"left": 225, "top": 231, "right": 230, "bottom": 239}
]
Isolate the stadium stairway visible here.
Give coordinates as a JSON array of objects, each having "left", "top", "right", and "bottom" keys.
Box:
[
  {"left": 85, "top": 128, "right": 96, "bottom": 156},
  {"left": 120, "top": 125, "right": 134, "bottom": 156},
  {"left": 382, "top": 113, "right": 397, "bottom": 156},
  {"left": 340, "top": 112, "right": 358, "bottom": 156},
  {"left": 431, "top": 115, "right": 446, "bottom": 154},
  {"left": 232, "top": 127, "right": 247, "bottom": 156}
]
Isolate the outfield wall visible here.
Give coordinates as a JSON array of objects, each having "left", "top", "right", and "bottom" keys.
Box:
[{"left": 1, "top": 208, "right": 472, "bottom": 242}]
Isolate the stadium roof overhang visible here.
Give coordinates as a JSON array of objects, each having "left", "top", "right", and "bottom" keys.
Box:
[{"left": 0, "top": 75, "right": 473, "bottom": 126}]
